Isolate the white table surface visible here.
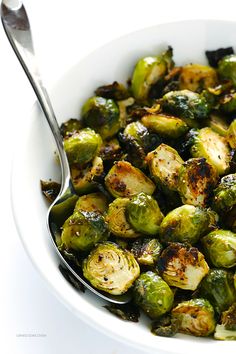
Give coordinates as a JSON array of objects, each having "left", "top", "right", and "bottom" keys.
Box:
[{"left": 1, "top": 1, "right": 236, "bottom": 353}]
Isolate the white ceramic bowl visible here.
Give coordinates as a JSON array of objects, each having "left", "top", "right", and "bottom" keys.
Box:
[{"left": 11, "top": 20, "right": 236, "bottom": 354}]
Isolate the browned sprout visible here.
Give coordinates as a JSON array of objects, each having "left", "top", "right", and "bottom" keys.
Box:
[
  {"left": 105, "top": 160, "right": 155, "bottom": 198},
  {"left": 178, "top": 158, "right": 218, "bottom": 207},
  {"left": 172, "top": 298, "right": 216, "bottom": 337},
  {"left": 158, "top": 243, "right": 209, "bottom": 290},
  {"left": 40, "top": 180, "right": 61, "bottom": 203}
]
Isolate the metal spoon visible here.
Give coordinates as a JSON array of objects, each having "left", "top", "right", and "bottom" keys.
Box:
[{"left": 1, "top": 0, "right": 130, "bottom": 304}]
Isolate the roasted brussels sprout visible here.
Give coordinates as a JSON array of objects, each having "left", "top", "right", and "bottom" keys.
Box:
[
  {"left": 151, "top": 314, "right": 180, "bottom": 337},
  {"left": 214, "top": 303, "right": 236, "bottom": 340},
  {"left": 60, "top": 118, "right": 82, "bottom": 138},
  {"left": 158, "top": 243, "right": 209, "bottom": 290},
  {"left": 124, "top": 121, "right": 149, "bottom": 146},
  {"left": 159, "top": 205, "right": 216, "bottom": 244},
  {"left": 118, "top": 132, "right": 147, "bottom": 169},
  {"left": 161, "top": 89, "right": 210, "bottom": 120},
  {"left": 206, "top": 47, "right": 234, "bottom": 68},
  {"left": 146, "top": 144, "right": 184, "bottom": 191},
  {"left": 81, "top": 96, "right": 120, "bottom": 140},
  {"left": 117, "top": 97, "right": 135, "bottom": 128},
  {"left": 141, "top": 113, "right": 188, "bottom": 138},
  {"left": 105, "top": 161, "right": 155, "bottom": 198},
  {"left": 172, "top": 298, "right": 216, "bottom": 337},
  {"left": 131, "top": 238, "right": 162, "bottom": 266},
  {"left": 61, "top": 210, "right": 109, "bottom": 252},
  {"left": 106, "top": 198, "right": 140, "bottom": 238},
  {"left": 126, "top": 192, "right": 163, "bottom": 235},
  {"left": 95, "top": 81, "right": 129, "bottom": 100},
  {"left": 206, "top": 112, "right": 229, "bottom": 137},
  {"left": 178, "top": 157, "right": 218, "bottom": 207},
  {"left": 212, "top": 173, "right": 236, "bottom": 212},
  {"left": 221, "top": 303, "right": 236, "bottom": 330},
  {"left": 123, "top": 120, "right": 162, "bottom": 153},
  {"left": 218, "top": 54, "right": 236, "bottom": 86},
  {"left": 199, "top": 269, "right": 236, "bottom": 314},
  {"left": 179, "top": 64, "right": 218, "bottom": 92},
  {"left": 131, "top": 47, "right": 173, "bottom": 101},
  {"left": 189, "top": 127, "right": 231, "bottom": 175},
  {"left": 83, "top": 242, "right": 140, "bottom": 294},
  {"left": 220, "top": 92, "right": 236, "bottom": 113},
  {"left": 99, "top": 138, "right": 122, "bottom": 162},
  {"left": 133, "top": 271, "right": 174, "bottom": 319},
  {"left": 202, "top": 230, "right": 236, "bottom": 268},
  {"left": 227, "top": 119, "right": 236, "bottom": 149},
  {"left": 64, "top": 128, "right": 102, "bottom": 165},
  {"left": 125, "top": 124, "right": 162, "bottom": 154},
  {"left": 104, "top": 302, "right": 140, "bottom": 322},
  {"left": 75, "top": 192, "right": 109, "bottom": 214},
  {"left": 70, "top": 156, "right": 104, "bottom": 195},
  {"left": 40, "top": 180, "right": 60, "bottom": 203}
]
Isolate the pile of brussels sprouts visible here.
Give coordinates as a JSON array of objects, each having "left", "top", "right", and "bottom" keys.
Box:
[{"left": 42, "top": 46, "right": 236, "bottom": 340}]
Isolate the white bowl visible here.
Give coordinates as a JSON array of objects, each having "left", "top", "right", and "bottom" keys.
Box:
[{"left": 11, "top": 20, "right": 236, "bottom": 354}]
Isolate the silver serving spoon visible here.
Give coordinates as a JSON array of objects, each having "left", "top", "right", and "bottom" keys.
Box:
[{"left": 1, "top": 0, "right": 130, "bottom": 304}]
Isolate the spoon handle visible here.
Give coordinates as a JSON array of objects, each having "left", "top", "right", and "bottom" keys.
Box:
[{"left": 1, "top": 1, "right": 70, "bottom": 180}]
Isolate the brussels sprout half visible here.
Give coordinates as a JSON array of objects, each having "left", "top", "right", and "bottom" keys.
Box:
[
  {"left": 75, "top": 192, "right": 109, "bottom": 214},
  {"left": 133, "top": 271, "right": 174, "bottom": 319},
  {"left": 218, "top": 54, "right": 236, "bottom": 86},
  {"left": 83, "top": 242, "right": 140, "bottom": 295},
  {"left": 220, "top": 303, "right": 236, "bottom": 331},
  {"left": 123, "top": 120, "right": 162, "bottom": 153},
  {"left": 214, "top": 324, "right": 236, "bottom": 340},
  {"left": 161, "top": 89, "right": 210, "bottom": 120},
  {"left": 61, "top": 210, "right": 109, "bottom": 252},
  {"left": 126, "top": 192, "right": 164, "bottom": 235},
  {"left": 131, "top": 47, "right": 173, "bottom": 101},
  {"left": 146, "top": 144, "right": 184, "bottom": 192},
  {"left": 227, "top": 119, "right": 236, "bottom": 149},
  {"left": 202, "top": 229, "right": 236, "bottom": 268},
  {"left": 81, "top": 96, "right": 120, "bottom": 140},
  {"left": 118, "top": 132, "right": 147, "bottom": 169},
  {"left": 190, "top": 127, "right": 231, "bottom": 175},
  {"left": 158, "top": 243, "right": 209, "bottom": 290},
  {"left": 106, "top": 198, "right": 140, "bottom": 238},
  {"left": 212, "top": 173, "right": 236, "bottom": 212},
  {"left": 159, "top": 205, "right": 216, "bottom": 244},
  {"left": 40, "top": 180, "right": 61, "bottom": 203},
  {"left": 141, "top": 113, "right": 188, "bottom": 139},
  {"left": 172, "top": 298, "right": 216, "bottom": 337},
  {"left": 60, "top": 118, "right": 82, "bottom": 138},
  {"left": 178, "top": 158, "right": 218, "bottom": 207},
  {"left": 199, "top": 269, "right": 236, "bottom": 314},
  {"left": 179, "top": 63, "right": 218, "bottom": 92},
  {"left": 131, "top": 238, "right": 162, "bottom": 266},
  {"left": 124, "top": 121, "right": 149, "bottom": 147},
  {"left": 70, "top": 156, "right": 104, "bottom": 195},
  {"left": 63, "top": 128, "right": 102, "bottom": 166},
  {"left": 206, "top": 112, "right": 229, "bottom": 137},
  {"left": 99, "top": 138, "right": 122, "bottom": 162},
  {"left": 105, "top": 161, "right": 155, "bottom": 198}
]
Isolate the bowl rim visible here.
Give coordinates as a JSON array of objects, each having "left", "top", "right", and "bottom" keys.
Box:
[{"left": 10, "top": 19, "right": 236, "bottom": 354}]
